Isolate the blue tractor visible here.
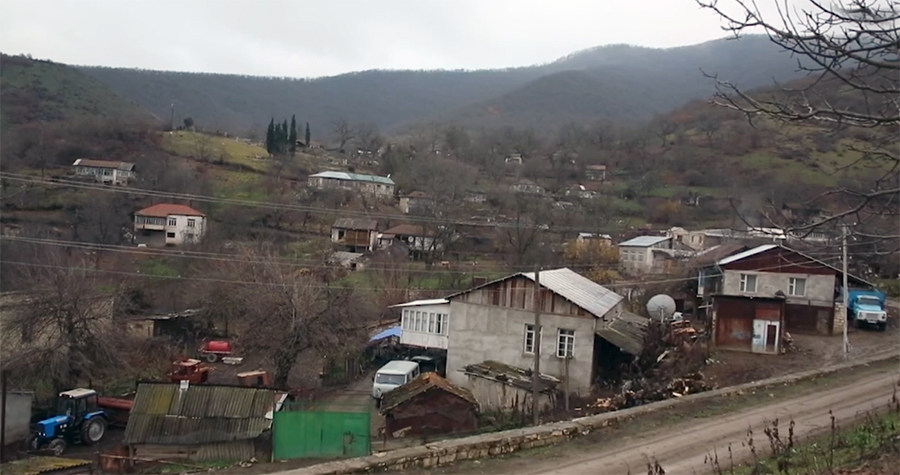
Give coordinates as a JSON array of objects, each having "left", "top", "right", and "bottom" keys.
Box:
[{"left": 28, "top": 388, "right": 108, "bottom": 456}]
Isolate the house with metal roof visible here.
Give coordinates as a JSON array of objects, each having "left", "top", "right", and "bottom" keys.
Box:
[
  {"left": 618, "top": 235, "right": 674, "bottom": 275},
  {"left": 123, "top": 382, "right": 286, "bottom": 463},
  {"left": 308, "top": 171, "right": 395, "bottom": 198},
  {"left": 331, "top": 218, "right": 379, "bottom": 252},
  {"left": 442, "top": 268, "right": 643, "bottom": 405},
  {"left": 72, "top": 158, "right": 135, "bottom": 185}
]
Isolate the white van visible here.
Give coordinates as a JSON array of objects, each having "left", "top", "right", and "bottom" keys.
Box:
[{"left": 371, "top": 360, "right": 420, "bottom": 401}]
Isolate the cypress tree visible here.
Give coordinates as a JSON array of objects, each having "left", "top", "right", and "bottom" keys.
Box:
[
  {"left": 281, "top": 120, "right": 289, "bottom": 150},
  {"left": 289, "top": 115, "right": 298, "bottom": 155},
  {"left": 305, "top": 122, "right": 311, "bottom": 147},
  {"left": 265, "top": 118, "right": 275, "bottom": 154}
]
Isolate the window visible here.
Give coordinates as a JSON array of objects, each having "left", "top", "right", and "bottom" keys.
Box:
[
  {"left": 187, "top": 218, "right": 195, "bottom": 228},
  {"left": 740, "top": 274, "right": 757, "bottom": 293},
  {"left": 166, "top": 232, "right": 176, "bottom": 238},
  {"left": 102, "top": 169, "right": 112, "bottom": 176},
  {"left": 428, "top": 313, "right": 436, "bottom": 333},
  {"left": 414, "top": 311, "right": 421, "bottom": 332},
  {"left": 337, "top": 230, "right": 345, "bottom": 240},
  {"left": 557, "top": 329, "right": 575, "bottom": 358},
  {"left": 401, "top": 310, "right": 409, "bottom": 330},
  {"left": 168, "top": 217, "right": 177, "bottom": 226},
  {"left": 789, "top": 277, "right": 806, "bottom": 296},
  {"left": 435, "top": 313, "right": 448, "bottom": 335},
  {"left": 524, "top": 324, "right": 536, "bottom": 354}
]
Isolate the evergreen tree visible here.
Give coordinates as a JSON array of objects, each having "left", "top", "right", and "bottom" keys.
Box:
[
  {"left": 265, "top": 118, "right": 275, "bottom": 154},
  {"left": 281, "top": 120, "right": 289, "bottom": 150},
  {"left": 274, "top": 122, "right": 285, "bottom": 153},
  {"left": 289, "top": 115, "right": 298, "bottom": 155},
  {"left": 305, "top": 122, "right": 311, "bottom": 147}
]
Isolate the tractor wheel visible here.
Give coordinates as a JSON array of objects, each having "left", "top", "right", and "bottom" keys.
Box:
[
  {"left": 48, "top": 438, "right": 67, "bottom": 456},
  {"left": 82, "top": 417, "right": 107, "bottom": 445},
  {"left": 205, "top": 353, "right": 218, "bottom": 363},
  {"left": 27, "top": 435, "right": 41, "bottom": 452}
]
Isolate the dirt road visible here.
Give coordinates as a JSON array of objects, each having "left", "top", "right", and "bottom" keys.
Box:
[{"left": 470, "top": 371, "right": 898, "bottom": 475}]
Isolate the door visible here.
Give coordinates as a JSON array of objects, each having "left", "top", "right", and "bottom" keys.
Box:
[
  {"left": 751, "top": 319, "right": 766, "bottom": 353},
  {"left": 766, "top": 322, "right": 779, "bottom": 353}
]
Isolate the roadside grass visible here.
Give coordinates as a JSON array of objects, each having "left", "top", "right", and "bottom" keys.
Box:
[
  {"left": 726, "top": 405, "right": 900, "bottom": 475},
  {"left": 140, "top": 257, "right": 179, "bottom": 278},
  {"left": 207, "top": 168, "right": 267, "bottom": 201}
]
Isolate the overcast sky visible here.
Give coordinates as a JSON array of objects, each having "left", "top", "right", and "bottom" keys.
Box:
[{"left": 0, "top": 0, "right": 787, "bottom": 78}]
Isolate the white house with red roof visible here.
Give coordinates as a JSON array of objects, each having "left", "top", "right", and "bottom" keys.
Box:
[{"left": 134, "top": 203, "right": 206, "bottom": 246}]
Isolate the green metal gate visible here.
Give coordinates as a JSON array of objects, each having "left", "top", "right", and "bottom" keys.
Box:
[{"left": 273, "top": 401, "right": 371, "bottom": 460}]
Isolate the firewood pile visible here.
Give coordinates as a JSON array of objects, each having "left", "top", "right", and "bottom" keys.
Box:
[{"left": 588, "top": 372, "right": 712, "bottom": 413}]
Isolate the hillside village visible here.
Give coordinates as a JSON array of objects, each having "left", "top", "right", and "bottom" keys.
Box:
[{"left": 0, "top": 2, "right": 898, "bottom": 474}]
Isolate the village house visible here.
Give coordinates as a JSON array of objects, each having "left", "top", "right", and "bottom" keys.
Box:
[
  {"left": 464, "top": 189, "right": 488, "bottom": 204},
  {"left": 510, "top": 179, "right": 544, "bottom": 195},
  {"left": 379, "top": 373, "right": 478, "bottom": 438},
  {"left": 329, "top": 251, "right": 368, "bottom": 271},
  {"left": 576, "top": 232, "right": 613, "bottom": 245},
  {"left": 123, "top": 382, "right": 287, "bottom": 463},
  {"left": 585, "top": 164, "right": 607, "bottom": 182},
  {"left": 697, "top": 244, "right": 874, "bottom": 354},
  {"left": 670, "top": 226, "right": 833, "bottom": 251},
  {"left": 331, "top": 218, "right": 378, "bottom": 252},
  {"left": 308, "top": 171, "right": 395, "bottom": 198},
  {"left": 617, "top": 236, "right": 674, "bottom": 274},
  {"left": 399, "top": 191, "right": 434, "bottom": 215},
  {"left": 134, "top": 203, "right": 206, "bottom": 247},
  {"left": 443, "top": 268, "right": 647, "bottom": 410},
  {"left": 504, "top": 153, "right": 523, "bottom": 165},
  {"left": 72, "top": 159, "right": 136, "bottom": 185},
  {"left": 379, "top": 224, "right": 448, "bottom": 260}
]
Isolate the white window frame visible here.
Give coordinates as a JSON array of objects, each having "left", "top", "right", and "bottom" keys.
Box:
[
  {"left": 524, "top": 324, "right": 538, "bottom": 354},
  {"left": 557, "top": 329, "right": 575, "bottom": 358},
  {"left": 168, "top": 217, "right": 177, "bottom": 226},
  {"left": 789, "top": 277, "right": 806, "bottom": 297},
  {"left": 739, "top": 273, "right": 757, "bottom": 293},
  {"left": 428, "top": 313, "right": 436, "bottom": 333},
  {"left": 187, "top": 218, "right": 195, "bottom": 228}
]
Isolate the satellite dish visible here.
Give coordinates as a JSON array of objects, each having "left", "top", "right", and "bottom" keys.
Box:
[{"left": 646, "top": 294, "right": 677, "bottom": 321}]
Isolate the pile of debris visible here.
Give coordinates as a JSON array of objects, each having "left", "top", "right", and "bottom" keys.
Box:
[{"left": 589, "top": 372, "right": 712, "bottom": 413}]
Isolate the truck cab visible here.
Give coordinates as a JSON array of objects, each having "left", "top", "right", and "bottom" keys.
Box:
[{"left": 848, "top": 289, "right": 887, "bottom": 331}]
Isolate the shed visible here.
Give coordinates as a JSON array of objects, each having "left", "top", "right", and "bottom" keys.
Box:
[
  {"left": 123, "top": 382, "right": 286, "bottom": 463},
  {"left": 460, "top": 361, "right": 559, "bottom": 413},
  {"left": 379, "top": 373, "right": 478, "bottom": 438}
]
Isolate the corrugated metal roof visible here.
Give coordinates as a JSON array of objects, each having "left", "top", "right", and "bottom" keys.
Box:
[
  {"left": 0, "top": 456, "right": 92, "bottom": 475},
  {"left": 460, "top": 361, "right": 559, "bottom": 393},
  {"left": 333, "top": 218, "right": 378, "bottom": 230},
  {"left": 595, "top": 311, "right": 649, "bottom": 355},
  {"left": 618, "top": 236, "right": 670, "bottom": 247},
  {"left": 380, "top": 372, "right": 477, "bottom": 414},
  {"left": 521, "top": 268, "right": 624, "bottom": 318},
  {"left": 135, "top": 203, "right": 205, "bottom": 217},
  {"left": 389, "top": 298, "right": 449, "bottom": 308},
  {"left": 73, "top": 158, "right": 135, "bottom": 171},
  {"left": 717, "top": 244, "right": 779, "bottom": 265},
  {"left": 124, "top": 383, "right": 277, "bottom": 445},
  {"left": 310, "top": 171, "right": 394, "bottom": 185}
]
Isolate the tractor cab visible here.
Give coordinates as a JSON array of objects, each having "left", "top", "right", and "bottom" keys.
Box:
[{"left": 30, "top": 388, "right": 107, "bottom": 456}]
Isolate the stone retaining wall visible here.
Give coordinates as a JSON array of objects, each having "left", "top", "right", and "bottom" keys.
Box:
[{"left": 282, "top": 352, "right": 898, "bottom": 475}]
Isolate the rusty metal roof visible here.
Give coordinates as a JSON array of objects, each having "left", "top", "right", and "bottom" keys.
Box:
[
  {"left": 333, "top": 218, "right": 378, "bottom": 230},
  {"left": 124, "top": 383, "right": 277, "bottom": 445},
  {"left": 522, "top": 268, "right": 624, "bottom": 318},
  {"left": 460, "top": 361, "right": 560, "bottom": 393},
  {"left": 380, "top": 372, "right": 477, "bottom": 415},
  {"left": 595, "top": 311, "right": 649, "bottom": 356},
  {"left": 0, "top": 456, "right": 91, "bottom": 475}
]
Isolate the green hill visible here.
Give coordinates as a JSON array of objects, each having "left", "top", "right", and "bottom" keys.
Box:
[{"left": 0, "top": 54, "right": 152, "bottom": 130}]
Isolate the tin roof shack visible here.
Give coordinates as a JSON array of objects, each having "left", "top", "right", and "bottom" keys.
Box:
[
  {"left": 460, "top": 361, "right": 559, "bottom": 414},
  {"left": 379, "top": 373, "right": 478, "bottom": 438},
  {"left": 123, "top": 382, "right": 286, "bottom": 463}
]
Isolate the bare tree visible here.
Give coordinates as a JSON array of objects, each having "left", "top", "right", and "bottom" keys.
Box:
[
  {"left": 355, "top": 122, "right": 383, "bottom": 153},
  {"left": 697, "top": 0, "right": 899, "bottom": 244},
  {"left": 331, "top": 118, "right": 354, "bottom": 152},
  {"left": 192, "top": 132, "right": 215, "bottom": 162},
  {"left": 1, "top": 247, "right": 130, "bottom": 394},
  {"left": 207, "top": 244, "right": 367, "bottom": 387}
]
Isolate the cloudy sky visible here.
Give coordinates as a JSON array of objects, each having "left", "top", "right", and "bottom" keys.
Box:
[{"left": 0, "top": 0, "right": 785, "bottom": 78}]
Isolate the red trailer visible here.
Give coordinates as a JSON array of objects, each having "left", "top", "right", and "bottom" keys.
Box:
[
  {"left": 97, "top": 397, "right": 133, "bottom": 427},
  {"left": 198, "top": 340, "right": 233, "bottom": 363}
]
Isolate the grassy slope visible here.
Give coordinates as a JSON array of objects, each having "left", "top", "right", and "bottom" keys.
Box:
[{"left": 0, "top": 54, "right": 151, "bottom": 130}]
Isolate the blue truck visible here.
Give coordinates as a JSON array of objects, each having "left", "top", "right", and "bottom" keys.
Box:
[{"left": 848, "top": 289, "right": 887, "bottom": 331}]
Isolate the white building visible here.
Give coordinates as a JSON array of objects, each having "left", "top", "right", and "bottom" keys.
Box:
[
  {"left": 308, "top": 171, "right": 395, "bottom": 198},
  {"left": 134, "top": 203, "right": 206, "bottom": 247},
  {"left": 72, "top": 159, "right": 135, "bottom": 185},
  {"left": 618, "top": 236, "right": 673, "bottom": 274},
  {"left": 393, "top": 299, "right": 450, "bottom": 350}
]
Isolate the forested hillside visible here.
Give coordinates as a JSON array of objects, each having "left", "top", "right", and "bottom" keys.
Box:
[
  {"left": 0, "top": 54, "right": 152, "bottom": 130},
  {"left": 77, "top": 35, "right": 807, "bottom": 136}
]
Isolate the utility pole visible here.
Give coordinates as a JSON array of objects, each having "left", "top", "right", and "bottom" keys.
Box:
[
  {"left": 842, "top": 223, "right": 850, "bottom": 361},
  {"left": 531, "top": 265, "right": 541, "bottom": 426}
]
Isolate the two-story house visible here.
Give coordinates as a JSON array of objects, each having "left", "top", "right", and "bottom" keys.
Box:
[
  {"left": 331, "top": 218, "right": 378, "bottom": 252},
  {"left": 399, "top": 191, "right": 434, "bottom": 215},
  {"left": 442, "top": 268, "right": 646, "bottom": 409},
  {"left": 134, "top": 203, "right": 206, "bottom": 247},
  {"left": 618, "top": 236, "right": 673, "bottom": 274},
  {"left": 585, "top": 164, "right": 607, "bottom": 182},
  {"left": 698, "top": 244, "right": 873, "bottom": 355},
  {"left": 72, "top": 159, "right": 136, "bottom": 185},
  {"left": 308, "top": 171, "right": 395, "bottom": 198}
]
